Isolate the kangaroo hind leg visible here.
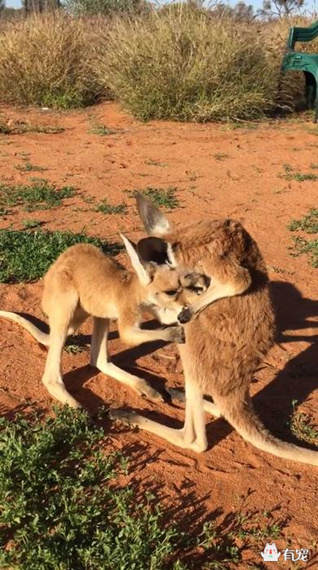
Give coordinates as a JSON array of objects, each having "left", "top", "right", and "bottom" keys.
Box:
[
  {"left": 91, "top": 317, "right": 163, "bottom": 402},
  {"left": 42, "top": 289, "right": 80, "bottom": 408}
]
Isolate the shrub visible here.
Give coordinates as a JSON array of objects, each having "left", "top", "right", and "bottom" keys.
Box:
[
  {"left": 94, "top": 6, "right": 279, "bottom": 122},
  {"left": 65, "top": 0, "right": 147, "bottom": 17},
  {"left": 0, "top": 14, "right": 104, "bottom": 108}
]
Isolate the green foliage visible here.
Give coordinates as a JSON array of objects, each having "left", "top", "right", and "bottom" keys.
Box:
[
  {"left": 0, "top": 406, "right": 182, "bottom": 569},
  {"left": 289, "top": 400, "right": 318, "bottom": 444},
  {"left": 89, "top": 123, "right": 118, "bottom": 135},
  {"left": 96, "top": 7, "right": 278, "bottom": 122},
  {"left": 22, "top": 219, "right": 43, "bottom": 229},
  {"left": 0, "top": 180, "right": 75, "bottom": 212},
  {"left": 0, "top": 121, "right": 64, "bottom": 135},
  {"left": 288, "top": 209, "right": 318, "bottom": 267},
  {"left": 290, "top": 236, "right": 318, "bottom": 268},
  {"left": 65, "top": 0, "right": 146, "bottom": 17},
  {"left": 280, "top": 164, "right": 318, "bottom": 182},
  {"left": 0, "top": 229, "right": 121, "bottom": 282},
  {"left": 95, "top": 199, "right": 128, "bottom": 214},
  {"left": 129, "top": 187, "right": 179, "bottom": 209},
  {"left": 288, "top": 209, "right": 318, "bottom": 233},
  {"left": 15, "top": 162, "right": 47, "bottom": 173}
]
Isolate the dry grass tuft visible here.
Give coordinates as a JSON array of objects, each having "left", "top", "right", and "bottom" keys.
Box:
[
  {"left": 94, "top": 7, "right": 282, "bottom": 122},
  {"left": 0, "top": 14, "right": 105, "bottom": 108}
]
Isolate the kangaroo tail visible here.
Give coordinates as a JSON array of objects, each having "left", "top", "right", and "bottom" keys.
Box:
[
  {"left": 215, "top": 395, "right": 318, "bottom": 466},
  {"left": 0, "top": 310, "right": 50, "bottom": 347}
]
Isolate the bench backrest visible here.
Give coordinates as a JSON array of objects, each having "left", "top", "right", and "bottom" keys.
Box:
[{"left": 287, "top": 20, "right": 318, "bottom": 50}]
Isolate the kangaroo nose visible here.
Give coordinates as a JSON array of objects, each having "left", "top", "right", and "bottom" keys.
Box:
[{"left": 178, "top": 307, "right": 192, "bottom": 324}]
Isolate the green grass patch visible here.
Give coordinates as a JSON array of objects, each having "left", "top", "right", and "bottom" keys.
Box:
[
  {"left": 15, "top": 162, "right": 47, "bottom": 173},
  {"left": 289, "top": 400, "right": 318, "bottom": 445},
  {"left": 288, "top": 209, "right": 318, "bottom": 234},
  {"left": 213, "top": 153, "right": 229, "bottom": 161},
  {"left": 0, "top": 406, "right": 185, "bottom": 570},
  {"left": 0, "top": 180, "right": 75, "bottom": 212},
  {"left": 128, "top": 186, "right": 179, "bottom": 209},
  {"left": 288, "top": 209, "right": 318, "bottom": 268},
  {"left": 22, "top": 219, "right": 43, "bottom": 229},
  {"left": 281, "top": 164, "right": 318, "bottom": 182},
  {"left": 95, "top": 199, "right": 127, "bottom": 215},
  {"left": 89, "top": 124, "right": 118, "bottom": 136},
  {"left": 0, "top": 229, "right": 121, "bottom": 282},
  {"left": 0, "top": 120, "right": 64, "bottom": 135},
  {"left": 0, "top": 407, "right": 286, "bottom": 570},
  {"left": 290, "top": 236, "right": 318, "bottom": 268}
]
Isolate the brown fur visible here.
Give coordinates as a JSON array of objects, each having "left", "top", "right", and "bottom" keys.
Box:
[
  {"left": 111, "top": 196, "right": 318, "bottom": 466},
  {"left": 0, "top": 238, "right": 211, "bottom": 408}
]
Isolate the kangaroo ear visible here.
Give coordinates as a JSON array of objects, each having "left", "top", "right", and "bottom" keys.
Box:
[
  {"left": 120, "top": 233, "right": 151, "bottom": 286},
  {"left": 136, "top": 193, "right": 171, "bottom": 236},
  {"left": 137, "top": 237, "right": 177, "bottom": 268}
]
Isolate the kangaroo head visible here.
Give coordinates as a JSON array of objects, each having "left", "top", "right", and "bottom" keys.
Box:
[{"left": 120, "top": 233, "right": 209, "bottom": 324}]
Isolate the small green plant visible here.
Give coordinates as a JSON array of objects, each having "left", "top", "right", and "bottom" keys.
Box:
[
  {"left": 196, "top": 507, "right": 284, "bottom": 568},
  {"left": 0, "top": 229, "right": 121, "bottom": 282},
  {"left": 89, "top": 123, "right": 118, "bottom": 136},
  {"left": 0, "top": 406, "right": 184, "bottom": 569},
  {"left": 0, "top": 120, "right": 64, "bottom": 135},
  {"left": 288, "top": 209, "right": 318, "bottom": 268},
  {"left": 64, "top": 343, "right": 88, "bottom": 354},
  {"left": 95, "top": 199, "right": 127, "bottom": 214},
  {"left": 290, "top": 236, "right": 318, "bottom": 268},
  {"left": 288, "top": 209, "right": 318, "bottom": 234},
  {"left": 0, "top": 180, "right": 75, "bottom": 211},
  {"left": 213, "top": 153, "right": 229, "bottom": 161},
  {"left": 281, "top": 164, "right": 318, "bottom": 182},
  {"left": 16, "top": 161, "right": 47, "bottom": 172},
  {"left": 289, "top": 400, "right": 318, "bottom": 444},
  {"left": 22, "top": 219, "right": 43, "bottom": 229},
  {"left": 128, "top": 186, "right": 179, "bottom": 209},
  {"left": 144, "top": 159, "right": 168, "bottom": 167}
]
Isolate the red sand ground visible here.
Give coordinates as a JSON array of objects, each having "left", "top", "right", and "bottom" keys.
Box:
[{"left": 0, "top": 102, "right": 317, "bottom": 569}]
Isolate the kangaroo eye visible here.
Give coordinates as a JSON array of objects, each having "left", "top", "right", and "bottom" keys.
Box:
[
  {"left": 187, "top": 285, "right": 204, "bottom": 295},
  {"left": 165, "top": 289, "right": 177, "bottom": 296}
]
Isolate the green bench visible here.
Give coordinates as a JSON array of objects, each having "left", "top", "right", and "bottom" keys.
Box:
[{"left": 281, "top": 20, "right": 318, "bottom": 122}]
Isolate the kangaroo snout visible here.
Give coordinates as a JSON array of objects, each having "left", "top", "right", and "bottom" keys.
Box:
[{"left": 178, "top": 307, "right": 192, "bottom": 324}]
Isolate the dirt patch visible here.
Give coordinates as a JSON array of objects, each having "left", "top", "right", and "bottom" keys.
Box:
[{"left": 0, "top": 102, "right": 317, "bottom": 568}]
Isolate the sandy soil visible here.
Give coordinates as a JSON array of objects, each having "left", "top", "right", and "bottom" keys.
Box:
[{"left": 0, "top": 102, "right": 317, "bottom": 569}]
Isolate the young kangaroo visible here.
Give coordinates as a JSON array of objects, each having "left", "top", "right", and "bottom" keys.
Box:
[
  {"left": 111, "top": 195, "right": 318, "bottom": 466},
  {"left": 0, "top": 234, "right": 211, "bottom": 409}
]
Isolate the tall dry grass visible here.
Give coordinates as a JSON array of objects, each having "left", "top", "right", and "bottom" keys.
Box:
[
  {"left": 94, "top": 6, "right": 280, "bottom": 121},
  {"left": 0, "top": 9, "right": 316, "bottom": 119},
  {"left": 0, "top": 14, "right": 105, "bottom": 108}
]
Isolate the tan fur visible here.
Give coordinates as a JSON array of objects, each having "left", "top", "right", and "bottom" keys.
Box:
[
  {"left": 111, "top": 196, "right": 318, "bottom": 466},
  {"left": 0, "top": 239, "right": 213, "bottom": 408}
]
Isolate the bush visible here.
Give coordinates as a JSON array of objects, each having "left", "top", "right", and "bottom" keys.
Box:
[
  {"left": 65, "top": 0, "right": 147, "bottom": 17},
  {"left": 94, "top": 6, "right": 279, "bottom": 122},
  {"left": 0, "top": 14, "right": 104, "bottom": 108}
]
